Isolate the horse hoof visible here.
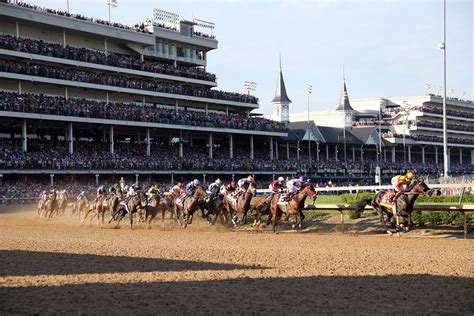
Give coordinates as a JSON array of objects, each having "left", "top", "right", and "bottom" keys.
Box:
[{"left": 386, "top": 230, "right": 393, "bottom": 236}]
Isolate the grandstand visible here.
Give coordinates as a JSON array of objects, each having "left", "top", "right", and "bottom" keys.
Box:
[
  {"left": 0, "top": 0, "right": 288, "bottom": 187},
  {"left": 0, "top": 0, "right": 472, "bottom": 193}
]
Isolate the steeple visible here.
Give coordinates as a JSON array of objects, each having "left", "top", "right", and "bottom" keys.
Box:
[
  {"left": 336, "top": 67, "right": 354, "bottom": 111},
  {"left": 271, "top": 58, "right": 292, "bottom": 124}
]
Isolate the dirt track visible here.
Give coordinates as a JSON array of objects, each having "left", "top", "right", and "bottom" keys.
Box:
[{"left": 1, "top": 206, "right": 473, "bottom": 315}]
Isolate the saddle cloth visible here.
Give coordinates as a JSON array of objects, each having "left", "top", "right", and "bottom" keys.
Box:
[{"left": 380, "top": 191, "right": 395, "bottom": 208}]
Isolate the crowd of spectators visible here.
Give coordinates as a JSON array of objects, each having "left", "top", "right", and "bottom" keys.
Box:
[
  {"left": 354, "top": 117, "right": 473, "bottom": 132},
  {"left": 0, "top": 59, "right": 258, "bottom": 104},
  {"left": 3, "top": 0, "right": 152, "bottom": 34},
  {"left": 0, "top": 92, "right": 286, "bottom": 132},
  {"left": 382, "top": 104, "right": 474, "bottom": 120},
  {"left": 0, "top": 34, "right": 216, "bottom": 82},
  {"left": 382, "top": 131, "right": 474, "bottom": 145}
]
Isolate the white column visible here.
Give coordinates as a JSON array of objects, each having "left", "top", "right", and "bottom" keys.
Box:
[
  {"left": 459, "top": 148, "right": 463, "bottom": 164},
  {"left": 275, "top": 140, "right": 279, "bottom": 160},
  {"left": 104, "top": 38, "right": 108, "bottom": 53},
  {"left": 335, "top": 145, "right": 338, "bottom": 161},
  {"left": 297, "top": 141, "right": 300, "bottom": 160},
  {"left": 352, "top": 146, "right": 355, "bottom": 161},
  {"left": 421, "top": 146, "right": 425, "bottom": 164},
  {"left": 135, "top": 174, "right": 139, "bottom": 184},
  {"left": 62, "top": 30, "right": 66, "bottom": 48},
  {"left": 326, "top": 145, "right": 329, "bottom": 161},
  {"left": 286, "top": 142, "right": 290, "bottom": 160},
  {"left": 146, "top": 128, "right": 151, "bottom": 157},
  {"left": 50, "top": 174, "right": 54, "bottom": 187},
  {"left": 408, "top": 145, "right": 412, "bottom": 163},
  {"left": 471, "top": 149, "right": 474, "bottom": 165},
  {"left": 209, "top": 133, "right": 213, "bottom": 159},
  {"left": 179, "top": 130, "right": 183, "bottom": 158},
  {"left": 140, "top": 54, "right": 144, "bottom": 62},
  {"left": 106, "top": 91, "right": 109, "bottom": 104},
  {"left": 22, "top": 119, "right": 27, "bottom": 152},
  {"left": 68, "top": 122, "right": 73, "bottom": 154},
  {"left": 384, "top": 147, "right": 387, "bottom": 162},
  {"left": 65, "top": 86, "right": 68, "bottom": 99},
  {"left": 95, "top": 174, "right": 99, "bottom": 185},
  {"left": 269, "top": 137, "right": 274, "bottom": 160},
  {"left": 392, "top": 147, "right": 396, "bottom": 163},
  {"left": 447, "top": 147, "right": 451, "bottom": 170},
  {"left": 250, "top": 135, "right": 254, "bottom": 159},
  {"left": 18, "top": 80, "right": 22, "bottom": 94},
  {"left": 435, "top": 146, "right": 439, "bottom": 164},
  {"left": 316, "top": 142, "right": 320, "bottom": 162},
  {"left": 15, "top": 20, "right": 19, "bottom": 38},
  {"left": 205, "top": 103, "right": 209, "bottom": 115},
  {"left": 360, "top": 145, "right": 364, "bottom": 163},
  {"left": 175, "top": 100, "right": 179, "bottom": 112},
  {"left": 226, "top": 106, "right": 229, "bottom": 115},
  {"left": 109, "top": 126, "right": 114, "bottom": 154},
  {"left": 229, "top": 134, "right": 234, "bottom": 159},
  {"left": 142, "top": 96, "right": 146, "bottom": 105}
]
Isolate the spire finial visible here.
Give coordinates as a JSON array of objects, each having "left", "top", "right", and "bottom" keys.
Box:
[
  {"left": 343, "top": 64, "right": 345, "bottom": 82},
  {"left": 279, "top": 52, "right": 282, "bottom": 70}
]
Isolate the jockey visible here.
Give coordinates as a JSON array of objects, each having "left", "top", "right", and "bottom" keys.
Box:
[
  {"left": 147, "top": 184, "right": 160, "bottom": 199},
  {"left": 108, "top": 184, "right": 119, "bottom": 195},
  {"left": 185, "top": 179, "right": 200, "bottom": 196},
  {"left": 128, "top": 183, "right": 141, "bottom": 197},
  {"left": 40, "top": 190, "right": 48, "bottom": 200},
  {"left": 77, "top": 191, "right": 85, "bottom": 200},
  {"left": 49, "top": 188, "right": 57, "bottom": 200},
  {"left": 391, "top": 171, "right": 415, "bottom": 193},
  {"left": 96, "top": 185, "right": 106, "bottom": 198},
  {"left": 269, "top": 177, "right": 286, "bottom": 193},
  {"left": 286, "top": 176, "right": 306, "bottom": 198},
  {"left": 236, "top": 176, "right": 253, "bottom": 196},
  {"left": 170, "top": 182, "right": 183, "bottom": 197},
  {"left": 207, "top": 178, "right": 222, "bottom": 200}
]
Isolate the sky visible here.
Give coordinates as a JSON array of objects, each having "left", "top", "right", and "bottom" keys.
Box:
[{"left": 30, "top": 0, "right": 472, "bottom": 115}]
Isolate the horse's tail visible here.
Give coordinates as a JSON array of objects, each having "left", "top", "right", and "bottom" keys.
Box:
[{"left": 353, "top": 199, "right": 372, "bottom": 212}]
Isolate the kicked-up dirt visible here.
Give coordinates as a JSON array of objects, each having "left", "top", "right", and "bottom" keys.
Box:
[{"left": 0, "top": 205, "right": 473, "bottom": 315}]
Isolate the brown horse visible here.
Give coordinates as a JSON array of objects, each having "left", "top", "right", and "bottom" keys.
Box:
[
  {"left": 42, "top": 197, "right": 58, "bottom": 219},
  {"left": 96, "top": 189, "right": 123, "bottom": 227},
  {"left": 55, "top": 191, "right": 68, "bottom": 216},
  {"left": 223, "top": 182, "right": 257, "bottom": 227},
  {"left": 355, "top": 180, "right": 435, "bottom": 235},
  {"left": 72, "top": 195, "right": 90, "bottom": 218},
  {"left": 143, "top": 192, "right": 174, "bottom": 229},
  {"left": 270, "top": 183, "right": 317, "bottom": 233},
  {"left": 110, "top": 191, "right": 147, "bottom": 229},
  {"left": 174, "top": 186, "right": 208, "bottom": 228},
  {"left": 82, "top": 194, "right": 106, "bottom": 225},
  {"left": 250, "top": 195, "right": 273, "bottom": 228}
]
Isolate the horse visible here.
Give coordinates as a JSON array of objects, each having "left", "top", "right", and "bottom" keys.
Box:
[
  {"left": 223, "top": 182, "right": 257, "bottom": 227},
  {"left": 143, "top": 192, "right": 174, "bottom": 229},
  {"left": 354, "top": 179, "right": 436, "bottom": 235},
  {"left": 96, "top": 189, "right": 122, "bottom": 227},
  {"left": 250, "top": 194, "right": 273, "bottom": 228},
  {"left": 173, "top": 186, "right": 208, "bottom": 228},
  {"left": 270, "top": 183, "right": 318, "bottom": 233},
  {"left": 82, "top": 193, "right": 106, "bottom": 225},
  {"left": 110, "top": 191, "right": 147, "bottom": 229},
  {"left": 198, "top": 193, "right": 227, "bottom": 225},
  {"left": 37, "top": 195, "right": 47, "bottom": 216},
  {"left": 72, "top": 195, "right": 90, "bottom": 219},
  {"left": 55, "top": 191, "right": 68, "bottom": 216},
  {"left": 42, "top": 197, "right": 58, "bottom": 219}
]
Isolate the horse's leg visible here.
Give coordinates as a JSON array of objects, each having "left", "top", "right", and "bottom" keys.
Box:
[
  {"left": 130, "top": 209, "right": 134, "bottom": 230},
  {"left": 81, "top": 209, "right": 92, "bottom": 225},
  {"left": 273, "top": 209, "right": 282, "bottom": 233}
]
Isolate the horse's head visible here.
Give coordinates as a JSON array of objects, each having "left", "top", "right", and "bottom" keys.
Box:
[
  {"left": 247, "top": 182, "right": 257, "bottom": 195},
  {"left": 411, "top": 180, "right": 435, "bottom": 197},
  {"left": 301, "top": 183, "right": 318, "bottom": 201},
  {"left": 115, "top": 188, "right": 123, "bottom": 197},
  {"left": 194, "top": 186, "right": 208, "bottom": 200}
]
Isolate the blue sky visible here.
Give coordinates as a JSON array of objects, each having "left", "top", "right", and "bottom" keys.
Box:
[{"left": 32, "top": 0, "right": 472, "bottom": 114}]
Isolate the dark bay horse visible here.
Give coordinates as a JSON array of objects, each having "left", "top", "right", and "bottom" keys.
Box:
[
  {"left": 56, "top": 191, "right": 68, "bottom": 216},
  {"left": 250, "top": 195, "right": 273, "bottom": 228},
  {"left": 354, "top": 180, "right": 435, "bottom": 235},
  {"left": 174, "top": 186, "right": 208, "bottom": 228},
  {"left": 223, "top": 182, "right": 257, "bottom": 227},
  {"left": 110, "top": 191, "right": 147, "bottom": 229},
  {"left": 270, "top": 183, "right": 317, "bottom": 233},
  {"left": 144, "top": 192, "right": 175, "bottom": 228},
  {"left": 198, "top": 193, "right": 226, "bottom": 225}
]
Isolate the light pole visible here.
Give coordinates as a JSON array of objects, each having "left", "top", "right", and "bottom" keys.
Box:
[
  {"left": 307, "top": 84, "right": 313, "bottom": 172},
  {"left": 402, "top": 101, "right": 410, "bottom": 168},
  {"left": 438, "top": 0, "right": 449, "bottom": 178},
  {"left": 105, "top": 0, "right": 117, "bottom": 23},
  {"left": 66, "top": 0, "right": 70, "bottom": 13}
]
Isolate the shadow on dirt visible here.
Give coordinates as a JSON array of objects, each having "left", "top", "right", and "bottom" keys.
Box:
[
  {"left": 0, "top": 250, "right": 267, "bottom": 277},
  {"left": 1, "top": 274, "right": 472, "bottom": 314}
]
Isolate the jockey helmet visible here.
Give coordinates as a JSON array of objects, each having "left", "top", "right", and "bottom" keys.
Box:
[
  {"left": 215, "top": 179, "right": 222, "bottom": 186},
  {"left": 299, "top": 176, "right": 306, "bottom": 182},
  {"left": 42, "top": 190, "right": 47, "bottom": 194},
  {"left": 406, "top": 171, "right": 414, "bottom": 180},
  {"left": 193, "top": 179, "right": 200, "bottom": 186},
  {"left": 123, "top": 185, "right": 129, "bottom": 191},
  {"left": 247, "top": 175, "right": 254, "bottom": 181},
  {"left": 177, "top": 182, "right": 182, "bottom": 187},
  {"left": 277, "top": 176, "right": 285, "bottom": 182}
]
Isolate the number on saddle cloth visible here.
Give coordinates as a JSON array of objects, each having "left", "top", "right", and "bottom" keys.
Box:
[{"left": 381, "top": 191, "right": 396, "bottom": 205}]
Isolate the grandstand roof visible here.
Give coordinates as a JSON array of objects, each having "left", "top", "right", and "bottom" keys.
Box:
[
  {"left": 351, "top": 126, "right": 390, "bottom": 146},
  {"left": 317, "top": 126, "right": 364, "bottom": 145},
  {"left": 286, "top": 121, "right": 324, "bottom": 142},
  {"left": 336, "top": 81, "right": 354, "bottom": 112},
  {"left": 272, "top": 69, "right": 292, "bottom": 104}
]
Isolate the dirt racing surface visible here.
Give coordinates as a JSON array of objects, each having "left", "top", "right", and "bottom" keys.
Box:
[{"left": 1, "top": 205, "right": 473, "bottom": 315}]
